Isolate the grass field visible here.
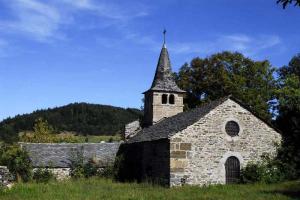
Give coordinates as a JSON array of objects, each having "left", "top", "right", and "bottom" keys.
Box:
[
  {"left": 0, "top": 178, "right": 299, "bottom": 200},
  {"left": 75, "top": 135, "right": 122, "bottom": 143}
]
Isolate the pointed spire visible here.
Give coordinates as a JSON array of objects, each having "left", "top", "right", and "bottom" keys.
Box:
[{"left": 143, "top": 31, "right": 185, "bottom": 94}]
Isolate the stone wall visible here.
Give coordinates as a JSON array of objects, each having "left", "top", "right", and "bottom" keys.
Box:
[
  {"left": 140, "top": 139, "right": 170, "bottom": 185},
  {"left": 0, "top": 166, "right": 14, "bottom": 187},
  {"left": 124, "top": 120, "right": 141, "bottom": 139},
  {"left": 152, "top": 92, "right": 184, "bottom": 124},
  {"left": 32, "top": 168, "right": 71, "bottom": 181},
  {"left": 20, "top": 142, "right": 121, "bottom": 168},
  {"left": 117, "top": 139, "right": 170, "bottom": 185},
  {"left": 170, "top": 99, "right": 282, "bottom": 186},
  {"left": 144, "top": 91, "right": 184, "bottom": 126}
]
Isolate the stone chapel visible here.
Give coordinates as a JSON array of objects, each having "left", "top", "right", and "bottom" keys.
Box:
[{"left": 120, "top": 35, "right": 282, "bottom": 187}]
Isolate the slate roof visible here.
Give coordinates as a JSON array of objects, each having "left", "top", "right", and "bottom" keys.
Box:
[
  {"left": 127, "top": 96, "right": 280, "bottom": 144},
  {"left": 127, "top": 96, "right": 230, "bottom": 143},
  {"left": 20, "top": 143, "right": 121, "bottom": 168},
  {"left": 144, "top": 44, "right": 185, "bottom": 94}
]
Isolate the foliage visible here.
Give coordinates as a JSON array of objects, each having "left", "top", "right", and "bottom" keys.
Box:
[
  {"left": 20, "top": 118, "right": 55, "bottom": 143},
  {"left": 20, "top": 132, "right": 80, "bottom": 143},
  {"left": 0, "top": 145, "right": 32, "bottom": 182},
  {"left": 0, "top": 103, "right": 142, "bottom": 142},
  {"left": 175, "top": 51, "right": 277, "bottom": 120},
  {"left": 241, "top": 154, "right": 286, "bottom": 184},
  {"left": 0, "top": 124, "right": 18, "bottom": 144},
  {"left": 33, "top": 168, "right": 55, "bottom": 183},
  {"left": 33, "top": 118, "right": 54, "bottom": 135},
  {"left": 98, "top": 165, "right": 114, "bottom": 179},
  {"left": 275, "top": 54, "right": 300, "bottom": 180},
  {"left": 68, "top": 148, "right": 85, "bottom": 179},
  {"left": 277, "top": 0, "right": 300, "bottom": 8},
  {"left": 68, "top": 148, "right": 113, "bottom": 178},
  {"left": 0, "top": 178, "right": 299, "bottom": 200},
  {"left": 20, "top": 132, "right": 121, "bottom": 143},
  {"left": 20, "top": 118, "right": 80, "bottom": 143},
  {"left": 83, "top": 159, "right": 98, "bottom": 178}
]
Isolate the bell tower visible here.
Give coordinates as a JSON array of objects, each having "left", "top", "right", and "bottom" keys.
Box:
[{"left": 143, "top": 30, "right": 185, "bottom": 127}]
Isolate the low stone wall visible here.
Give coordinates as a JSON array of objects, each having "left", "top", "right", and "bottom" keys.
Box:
[
  {"left": 0, "top": 166, "right": 14, "bottom": 187},
  {"left": 33, "top": 168, "right": 71, "bottom": 181},
  {"left": 20, "top": 142, "right": 121, "bottom": 168}
]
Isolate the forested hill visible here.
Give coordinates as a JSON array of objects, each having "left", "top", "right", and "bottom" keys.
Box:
[{"left": 0, "top": 103, "right": 142, "bottom": 136}]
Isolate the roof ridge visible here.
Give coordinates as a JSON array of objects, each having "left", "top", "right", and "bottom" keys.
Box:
[{"left": 127, "top": 97, "right": 229, "bottom": 143}]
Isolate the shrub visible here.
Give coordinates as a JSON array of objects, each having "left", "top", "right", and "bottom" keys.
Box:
[
  {"left": 68, "top": 148, "right": 114, "bottom": 179},
  {"left": 0, "top": 145, "right": 32, "bottom": 182},
  {"left": 33, "top": 168, "right": 55, "bottom": 183},
  {"left": 20, "top": 118, "right": 80, "bottom": 143},
  {"left": 68, "top": 148, "right": 85, "bottom": 179},
  {"left": 241, "top": 154, "right": 286, "bottom": 184},
  {"left": 98, "top": 165, "right": 114, "bottom": 178},
  {"left": 83, "top": 159, "right": 98, "bottom": 178}
]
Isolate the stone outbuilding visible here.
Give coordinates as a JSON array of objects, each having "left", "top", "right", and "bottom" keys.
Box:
[{"left": 119, "top": 37, "right": 282, "bottom": 186}]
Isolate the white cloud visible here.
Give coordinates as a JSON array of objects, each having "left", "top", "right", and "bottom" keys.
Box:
[
  {"left": 0, "top": 0, "right": 148, "bottom": 42},
  {"left": 60, "top": 0, "right": 148, "bottom": 20},
  {"left": 0, "top": 0, "right": 62, "bottom": 41},
  {"left": 61, "top": 0, "right": 93, "bottom": 10},
  {"left": 168, "top": 34, "right": 282, "bottom": 57}
]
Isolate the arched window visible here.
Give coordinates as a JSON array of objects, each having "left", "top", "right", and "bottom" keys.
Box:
[
  {"left": 169, "top": 94, "right": 175, "bottom": 104},
  {"left": 162, "top": 94, "right": 168, "bottom": 104},
  {"left": 225, "top": 156, "right": 240, "bottom": 184}
]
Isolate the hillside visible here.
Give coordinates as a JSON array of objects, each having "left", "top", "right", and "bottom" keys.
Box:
[{"left": 0, "top": 103, "right": 142, "bottom": 137}]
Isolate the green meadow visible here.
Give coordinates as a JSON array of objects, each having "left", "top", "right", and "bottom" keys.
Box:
[{"left": 0, "top": 178, "right": 299, "bottom": 200}]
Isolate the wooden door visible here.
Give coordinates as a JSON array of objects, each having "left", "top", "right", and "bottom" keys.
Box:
[{"left": 225, "top": 156, "right": 240, "bottom": 184}]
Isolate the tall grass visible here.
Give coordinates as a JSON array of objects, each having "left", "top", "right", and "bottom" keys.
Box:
[{"left": 0, "top": 178, "right": 299, "bottom": 200}]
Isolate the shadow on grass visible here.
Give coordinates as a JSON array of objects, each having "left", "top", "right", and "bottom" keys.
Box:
[{"left": 263, "top": 181, "right": 300, "bottom": 199}]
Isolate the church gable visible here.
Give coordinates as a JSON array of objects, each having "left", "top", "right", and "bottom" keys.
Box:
[{"left": 169, "top": 98, "right": 282, "bottom": 186}]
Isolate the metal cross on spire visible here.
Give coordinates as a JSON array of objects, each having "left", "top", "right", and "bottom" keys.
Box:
[{"left": 163, "top": 29, "right": 167, "bottom": 45}]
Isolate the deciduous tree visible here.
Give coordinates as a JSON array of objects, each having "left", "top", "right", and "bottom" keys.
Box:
[
  {"left": 175, "top": 51, "right": 277, "bottom": 121},
  {"left": 277, "top": 0, "right": 300, "bottom": 8},
  {"left": 276, "top": 54, "right": 300, "bottom": 179}
]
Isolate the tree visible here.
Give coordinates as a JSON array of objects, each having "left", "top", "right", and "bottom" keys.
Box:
[
  {"left": 275, "top": 54, "right": 300, "bottom": 179},
  {"left": 33, "top": 118, "right": 54, "bottom": 135},
  {"left": 277, "top": 0, "right": 300, "bottom": 8},
  {"left": 0, "top": 145, "right": 32, "bottom": 182},
  {"left": 0, "top": 103, "right": 142, "bottom": 137},
  {"left": 175, "top": 51, "right": 277, "bottom": 121},
  {"left": 0, "top": 124, "right": 18, "bottom": 144},
  {"left": 20, "top": 118, "right": 56, "bottom": 143}
]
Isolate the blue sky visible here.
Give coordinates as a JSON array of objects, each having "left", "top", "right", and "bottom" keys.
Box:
[{"left": 0, "top": 0, "right": 299, "bottom": 121}]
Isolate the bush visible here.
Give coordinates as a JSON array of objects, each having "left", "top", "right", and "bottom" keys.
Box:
[
  {"left": 33, "top": 168, "right": 55, "bottom": 183},
  {"left": 241, "top": 154, "right": 286, "bottom": 184},
  {"left": 20, "top": 118, "right": 80, "bottom": 143},
  {"left": 98, "top": 165, "right": 114, "bottom": 178},
  {"left": 83, "top": 159, "right": 98, "bottom": 178},
  {"left": 68, "top": 148, "right": 115, "bottom": 179},
  {"left": 69, "top": 148, "right": 85, "bottom": 179},
  {"left": 0, "top": 145, "right": 32, "bottom": 182}
]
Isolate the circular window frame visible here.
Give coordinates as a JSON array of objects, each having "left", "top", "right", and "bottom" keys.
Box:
[
  {"left": 225, "top": 121, "right": 240, "bottom": 137},
  {"left": 222, "top": 118, "right": 243, "bottom": 142}
]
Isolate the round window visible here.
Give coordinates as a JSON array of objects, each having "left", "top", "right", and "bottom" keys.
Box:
[{"left": 225, "top": 121, "right": 240, "bottom": 137}]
